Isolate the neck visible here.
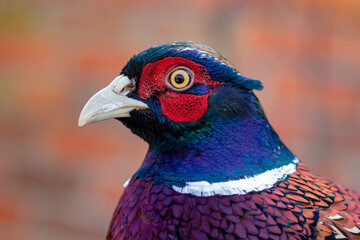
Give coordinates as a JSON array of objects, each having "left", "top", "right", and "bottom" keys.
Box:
[{"left": 133, "top": 115, "right": 298, "bottom": 196}]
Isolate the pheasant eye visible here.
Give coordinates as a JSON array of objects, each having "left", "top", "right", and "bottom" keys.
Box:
[{"left": 168, "top": 68, "right": 193, "bottom": 90}]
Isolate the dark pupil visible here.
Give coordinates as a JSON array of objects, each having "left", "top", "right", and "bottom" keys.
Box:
[{"left": 174, "top": 74, "right": 185, "bottom": 84}]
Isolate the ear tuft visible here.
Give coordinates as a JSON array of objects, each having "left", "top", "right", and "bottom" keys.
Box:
[{"left": 233, "top": 75, "right": 264, "bottom": 91}]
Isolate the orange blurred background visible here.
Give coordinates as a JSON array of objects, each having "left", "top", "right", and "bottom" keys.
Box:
[{"left": 1, "top": 0, "right": 360, "bottom": 239}]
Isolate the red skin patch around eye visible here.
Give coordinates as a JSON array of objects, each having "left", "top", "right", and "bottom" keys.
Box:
[
  {"left": 138, "top": 57, "right": 221, "bottom": 122},
  {"left": 160, "top": 92, "right": 211, "bottom": 122}
]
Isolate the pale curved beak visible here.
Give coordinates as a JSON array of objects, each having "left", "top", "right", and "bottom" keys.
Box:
[{"left": 78, "top": 75, "right": 148, "bottom": 127}]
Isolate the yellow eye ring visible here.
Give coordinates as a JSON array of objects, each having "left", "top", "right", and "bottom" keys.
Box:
[{"left": 168, "top": 68, "right": 192, "bottom": 90}]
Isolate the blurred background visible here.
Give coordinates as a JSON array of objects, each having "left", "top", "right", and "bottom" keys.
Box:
[{"left": 1, "top": 0, "right": 359, "bottom": 239}]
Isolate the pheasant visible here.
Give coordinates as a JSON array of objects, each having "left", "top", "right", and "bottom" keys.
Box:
[{"left": 79, "top": 42, "right": 360, "bottom": 239}]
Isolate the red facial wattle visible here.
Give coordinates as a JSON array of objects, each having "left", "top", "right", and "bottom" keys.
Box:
[
  {"left": 159, "top": 92, "right": 210, "bottom": 122},
  {"left": 138, "top": 57, "right": 222, "bottom": 122}
]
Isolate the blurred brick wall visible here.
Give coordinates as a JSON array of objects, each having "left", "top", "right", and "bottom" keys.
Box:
[{"left": 0, "top": 0, "right": 359, "bottom": 239}]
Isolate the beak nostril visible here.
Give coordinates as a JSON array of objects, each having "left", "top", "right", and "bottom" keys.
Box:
[
  {"left": 113, "top": 85, "right": 125, "bottom": 94},
  {"left": 112, "top": 75, "right": 133, "bottom": 95},
  {"left": 123, "top": 83, "right": 135, "bottom": 92}
]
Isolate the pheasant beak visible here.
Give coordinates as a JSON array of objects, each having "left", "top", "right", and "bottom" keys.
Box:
[{"left": 78, "top": 75, "right": 148, "bottom": 127}]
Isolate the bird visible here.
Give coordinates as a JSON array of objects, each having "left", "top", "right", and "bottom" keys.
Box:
[{"left": 78, "top": 41, "right": 360, "bottom": 240}]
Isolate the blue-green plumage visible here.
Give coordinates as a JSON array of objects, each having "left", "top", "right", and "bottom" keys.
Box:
[
  {"left": 119, "top": 42, "right": 294, "bottom": 186},
  {"left": 131, "top": 87, "right": 296, "bottom": 187}
]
